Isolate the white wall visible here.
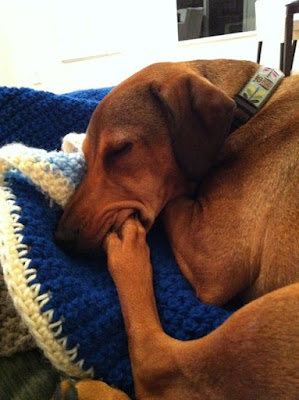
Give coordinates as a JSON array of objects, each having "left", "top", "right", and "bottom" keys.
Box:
[{"left": 0, "top": 0, "right": 298, "bottom": 93}]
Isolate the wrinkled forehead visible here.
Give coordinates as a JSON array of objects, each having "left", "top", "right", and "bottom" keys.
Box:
[{"left": 85, "top": 84, "right": 167, "bottom": 147}]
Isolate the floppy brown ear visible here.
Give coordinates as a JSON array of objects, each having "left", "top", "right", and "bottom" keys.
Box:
[{"left": 151, "top": 73, "right": 236, "bottom": 180}]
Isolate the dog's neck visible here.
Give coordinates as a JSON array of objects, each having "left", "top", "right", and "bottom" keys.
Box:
[
  {"left": 204, "top": 61, "right": 262, "bottom": 134},
  {"left": 187, "top": 59, "right": 259, "bottom": 98},
  {"left": 188, "top": 60, "right": 285, "bottom": 134},
  {"left": 185, "top": 60, "right": 287, "bottom": 165}
]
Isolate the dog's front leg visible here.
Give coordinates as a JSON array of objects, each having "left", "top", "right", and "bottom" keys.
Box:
[
  {"left": 105, "top": 217, "right": 231, "bottom": 400},
  {"left": 162, "top": 195, "right": 249, "bottom": 305},
  {"left": 105, "top": 217, "right": 183, "bottom": 399},
  {"left": 161, "top": 196, "right": 198, "bottom": 287},
  {"left": 105, "top": 218, "right": 299, "bottom": 400}
]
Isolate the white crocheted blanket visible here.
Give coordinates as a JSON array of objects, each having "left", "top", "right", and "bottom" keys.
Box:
[{"left": 0, "top": 133, "right": 90, "bottom": 377}]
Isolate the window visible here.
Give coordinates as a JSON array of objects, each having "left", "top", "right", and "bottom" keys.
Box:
[{"left": 177, "top": 0, "right": 256, "bottom": 41}]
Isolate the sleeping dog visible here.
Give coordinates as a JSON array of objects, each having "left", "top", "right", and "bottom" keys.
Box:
[{"left": 55, "top": 59, "right": 299, "bottom": 399}]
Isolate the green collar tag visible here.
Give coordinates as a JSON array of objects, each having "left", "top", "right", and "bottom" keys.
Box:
[
  {"left": 238, "top": 66, "right": 285, "bottom": 109},
  {"left": 231, "top": 66, "right": 285, "bottom": 132}
]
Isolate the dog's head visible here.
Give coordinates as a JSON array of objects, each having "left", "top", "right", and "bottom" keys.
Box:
[{"left": 56, "top": 62, "right": 235, "bottom": 252}]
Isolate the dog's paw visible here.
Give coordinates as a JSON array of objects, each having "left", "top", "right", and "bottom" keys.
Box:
[
  {"left": 104, "top": 217, "right": 150, "bottom": 276},
  {"left": 52, "top": 379, "right": 130, "bottom": 400}
]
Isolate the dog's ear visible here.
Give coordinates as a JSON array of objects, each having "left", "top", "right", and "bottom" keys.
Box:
[{"left": 151, "top": 73, "right": 236, "bottom": 180}]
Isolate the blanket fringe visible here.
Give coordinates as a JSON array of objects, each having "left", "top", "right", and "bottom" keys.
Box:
[{"left": 0, "top": 178, "right": 93, "bottom": 378}]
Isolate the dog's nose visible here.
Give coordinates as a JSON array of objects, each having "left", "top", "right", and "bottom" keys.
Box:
[{"left": 54, "top": 226, "right": 79, "bottom": 251}]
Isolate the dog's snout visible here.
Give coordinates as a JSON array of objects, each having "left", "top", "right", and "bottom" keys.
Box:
[{"left": 55, "top": 225, "right": 79, "bottom": 251}]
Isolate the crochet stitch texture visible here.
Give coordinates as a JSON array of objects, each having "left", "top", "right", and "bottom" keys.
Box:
[
  {"left": 0, "top": 86, "right": 233, "bottom": 397},
  {"left": 0, "top": 264, "right": 35, "bottom": 356}
]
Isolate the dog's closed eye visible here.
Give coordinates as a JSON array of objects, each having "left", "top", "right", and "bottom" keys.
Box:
[{"left": 106, "top": 142, "right": 133, "bottom": 163}]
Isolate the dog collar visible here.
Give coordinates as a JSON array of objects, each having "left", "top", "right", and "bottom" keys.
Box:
[{"left": 231, "top": 66, "right": 285, "bottom": 132}]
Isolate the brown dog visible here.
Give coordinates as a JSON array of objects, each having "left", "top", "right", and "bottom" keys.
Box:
[{"left": 55, "top": 60, "right": 299, "bottom": 399}]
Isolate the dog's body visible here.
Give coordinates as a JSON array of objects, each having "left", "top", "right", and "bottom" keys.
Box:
[
  {"left": 55, "top": 60, "right": 299, "bottom": 399},
  {"left": 163, "top": 63, "right": 299, "bottom": 305}
]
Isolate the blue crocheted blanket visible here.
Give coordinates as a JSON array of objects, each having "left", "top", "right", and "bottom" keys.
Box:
[{"left": 0, "top": 86, "right": 233, "bottom": 396}]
